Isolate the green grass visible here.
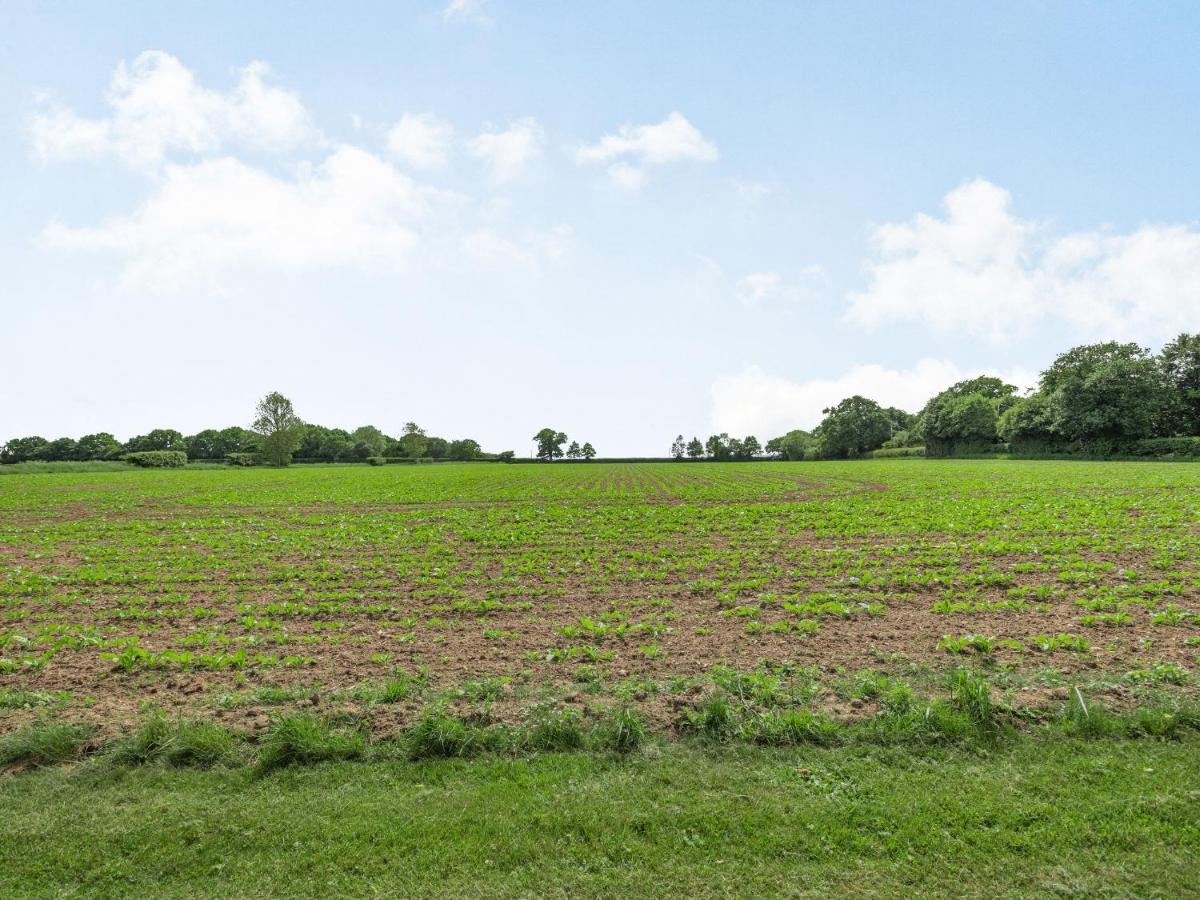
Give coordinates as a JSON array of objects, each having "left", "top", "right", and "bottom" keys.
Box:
[{"left": 0, "top": 738, "right": 1197, "bottom": 897}]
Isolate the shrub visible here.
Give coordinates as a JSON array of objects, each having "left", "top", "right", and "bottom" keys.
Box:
[
  {"left": 1130, "top": 437, "right": 1200, "bottom": 459},
  {"left": 366, "top": 456, "right": 387, "bottom": 466},
  {"left": 225, "top": 452, "right": 260, "bottom": 466},
  {"left": 125, "top": 451, "right": 188, "bottom": 468}
]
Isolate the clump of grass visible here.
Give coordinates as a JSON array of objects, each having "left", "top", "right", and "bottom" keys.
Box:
[
  {"left": 525, "top": 702, "right": 585, "bottom": 752},
  {"left": 746, "top": 709, "right": 841, "bottom": 746},
  {"left": 1062, "top": 687, "right": 1122, "bottom": 738},
  {"left": 0, "top": 721, "right": 91, "bottom": 768},
  {"left": 590, "top": 706, "right": 647, "bottom": 754},
  {"left": 256, "top": 713, "right": 366, "bottom": 773},
  {"left": 948, "top": 668, "right": 995, "bottom": 731},
  {"left": 404, "top": 705, "right": 475, "bottom": 760},
  {"left": 684, "top": 693, "right": 738, "bottom": 740},
  {"left": 107, "top": 712, "right": 236, "bottom": 768}
]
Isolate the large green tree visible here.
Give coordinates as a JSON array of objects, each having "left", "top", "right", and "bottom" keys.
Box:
[
  {"left": 1041, "top": 342, "right": 1170, "bottom": 446},
  {"left": 252, "top": 392, "right": 305, "bottom": 467},
  {"left": 1160, "top": 333, "right": 1200, "bottom": 434},
  {"left": 533, "top": 428, "right": 567, "bottom": 461},
  {"left": 814, "top": 396, "right": 893, "bottom": 458},
  {"left": 919, "top": 377, "right": 1018, "bottom": 456},
  {"left": 399, "top": 422, "right": 428, "bottom": 460}
]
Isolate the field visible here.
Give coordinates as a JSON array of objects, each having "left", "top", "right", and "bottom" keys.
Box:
[
  {"left": 3, "top": 460, "right": 1199, "bottom": 735},
  {"left": 2, "top": 460, "right": 1200, "bottom": 896}
]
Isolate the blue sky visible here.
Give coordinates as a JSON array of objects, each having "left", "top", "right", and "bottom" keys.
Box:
[{"left": 3, "top": 1, "right": 1200, "bottom": 455}]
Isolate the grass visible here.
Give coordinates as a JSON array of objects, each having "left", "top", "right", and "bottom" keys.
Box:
[{"left": 0, "top": 738, "right": 1197, "bottom": 897}]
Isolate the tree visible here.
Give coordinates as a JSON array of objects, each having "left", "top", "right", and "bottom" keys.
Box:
[
  {"left": 581, "top": 442, "right": 596, "bottom": 460},
  {"left": 919, "top": 377, "right": 1018, "bottom": 456},
  {"left": 670, "top": 435, "right": 686, "bottom": 460},
  {"left": 399, "top": 422, "right": 428, "bottom": 460},
  {"left": 998, "top": 393, "right": 1055, "bottom": 451},
  {"left": 425, "top": 437, "right": 450, "bottom": 460},
  {"left": 1160, "top": 333, "right": 1200, "bottom": 434},
  {"left": 1, "top": 437, "right": 49, "bottom": 463},
  {"left": 705, "top": 433, "right": 732, "bottom": 460},
  {"left": 351, "top": 426, "right": 388, "bottom": 457},
  {"left": 448, "top": 438, "right": 481, "bottom": 460},
  {"left": 767, "top": 429, "right": 813, "bottom": 460},
  {"left": 252, "top": 391, "right": 305, "bottom": 467},
  {"left": 533, "top": 428, "right": 567, "bottom": 461},
  {"left": 1041, "top": 342, "right": 1170, "bottom": 447},
  {"left": 566, "top": 440, "right": 582, "bottom": 459},
  {"left": 740, "top": 436, "right": 761, "bottom": 459},
  {"left": 686, "top": 437, "right": 704, "bottom": 459},
  {"left": 76, "top": 432, "right": 122, "bottom": 461},
  {"left": 813, "top": 396, "right": 893, "bottom": 459},
  {"left": 126, "top": 429, "right": 186, "bottom": 453},
  {"left": 36, "top": 437, "right": 77, "bottom": 461}
]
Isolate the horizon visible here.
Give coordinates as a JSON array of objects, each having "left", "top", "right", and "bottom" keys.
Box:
[{"left": 4, "top": 2, "right": 1200, "bottom": 454}]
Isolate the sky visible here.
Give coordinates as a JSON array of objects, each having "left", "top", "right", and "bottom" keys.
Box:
[{"left": 3, "top": 1, "right": 1200, "bottom": 456}]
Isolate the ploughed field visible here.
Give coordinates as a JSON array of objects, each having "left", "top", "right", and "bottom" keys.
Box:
[{"left": 2, "top": 459, "right": 1198, "bottom": 738}]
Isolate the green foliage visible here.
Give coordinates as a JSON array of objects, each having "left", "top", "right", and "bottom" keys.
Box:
[
  {"left": 533, "top": 428, "right": 568, "bottom": 461},
  {"left": 107, "top": 712, "right": 236, "bottom": 768},
  {"left": 814, "top": 395, "right": 896, "bottom": 458},
  {"left": 253, "top": 391, "right": 305, "bottom": 467},
  {"left": 525, "top": 702, "right": 585, "bottom": 751},
  {"left": 590, "top": 706, "right": 647, "bottom": 753},
  {"left": 404, "top": 705, "right": 476, "bottom": 759},
  {"left": 125, "top": 450, "right": 188, "bottom": 468},
  {"left": 921, "top": 379, "right": 1015, "bottom": 456}
]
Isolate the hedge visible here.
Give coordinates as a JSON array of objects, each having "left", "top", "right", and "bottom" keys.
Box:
[{"left": 125, "top": 451, "right": 187, "bottom": 468}]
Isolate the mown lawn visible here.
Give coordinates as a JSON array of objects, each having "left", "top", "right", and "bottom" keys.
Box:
[{"left": 2, "top": 737, "right": 1197, "bottom": 898}]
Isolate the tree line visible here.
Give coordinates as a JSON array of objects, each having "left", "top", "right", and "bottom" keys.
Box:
[
  {"left": 672, "top": 335, "right": 1200, "bottom": 461},
  {"left": 0, "top": 392, "right": 499, "bottom": 466}
]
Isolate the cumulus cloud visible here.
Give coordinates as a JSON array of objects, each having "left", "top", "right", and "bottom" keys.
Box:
[
  {"left": 578, "top": 112, "right": 717, "bottom": 166},
  {"left": 736, "top": 267, "right": 827, "bottom": 307},
  {"left": 442, "top": 0, "right": 492, "bottom": 25},
  {"left": 847, "top": 178, "right": 1200, "bottom": 342},
  {"left": 30, "top": 51, "right": 313, "bottom": 168},
  {"left": 468, "top": 118, "right": 544, "bottom": 183},
  {"left": 41, "top": 146, "right": 438, "bottom": 290},
  {"left": 710, "top": 359, "right": 1037, "bottom": 437},
  {"left": 386, "top": 112, "right": 454, "bottom": 170},
  {"left": 461, "top": 223, "right": 572, "bottom": 273}
]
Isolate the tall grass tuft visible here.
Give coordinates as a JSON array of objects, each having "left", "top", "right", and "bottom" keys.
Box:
[{"left": 256, "top": 713, "right": 366, "bottom": 773}]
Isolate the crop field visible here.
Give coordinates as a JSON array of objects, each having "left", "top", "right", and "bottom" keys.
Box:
[{"left": 2, "top": 459, "right": 1199, "bottom": 744}]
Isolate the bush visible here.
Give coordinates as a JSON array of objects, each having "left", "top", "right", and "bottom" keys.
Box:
[
  {"left": 366, "top": 456, "right": 387, "bottom": 466},
  {"left": 1130, "top": 437, "right": 1200, "bottom": 459},
  {"left": 225, "top": 452, "right": 260, "bottom": 466},
  {"left": 125, "top": 451, "right": 187, "bottom": 468},
  {"left": 869, "top": 447, "right": 926, "bottom": 458}
]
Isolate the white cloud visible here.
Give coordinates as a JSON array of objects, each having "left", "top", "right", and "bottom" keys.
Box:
[
  {"left": 41, "top": 146, "right": 438, "bottom": 290},
  {"left": 442, "top": 0, "right": 492, "bottom": 25},
  {"left": 387, "top": 112, "right": 454, "bottom": 170},
  {"left": 711, "top": 359, "right": 1037, "bottom": 437},
  {"left": 848, "top": 178, "right": 1200, "bottom": 342},
  {"left": 468, "top": 118, "right": 544, "bottom": 183},
  {"left": 605, "top": 162, "right": 647, "bottom": 191},
  {"left": 730, "top": 178, "right": 775, "bottom": 199},
  {"left": 30, "top": 51, "right": 313, "bottom": 168},
  {"left": 577, "top": 112, "right": 717, "bottom": 167},
  {"left": 736, "top": 267, "right": 827, "bottom": 307}
]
